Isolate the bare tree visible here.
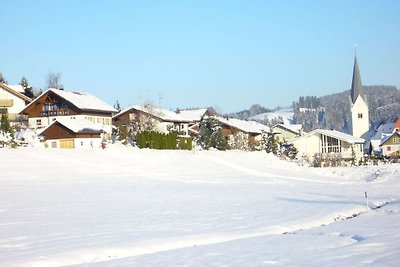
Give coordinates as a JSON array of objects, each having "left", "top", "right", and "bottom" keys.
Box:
[{"left": 46, "top": 72, "right": 62, "bottom": 89}]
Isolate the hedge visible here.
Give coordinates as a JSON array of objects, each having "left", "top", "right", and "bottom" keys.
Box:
[{"left": 136, "top": 131, "right": 192, "bottom": 150}]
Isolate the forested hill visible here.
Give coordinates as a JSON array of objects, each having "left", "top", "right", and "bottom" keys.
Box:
[{"left": 293, "top": 85, "right": 400, "bottom": 132}]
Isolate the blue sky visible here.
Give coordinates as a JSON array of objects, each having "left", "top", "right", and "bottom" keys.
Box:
[{"left": 1, "top": 0, "right": 399, "bottom": 113}]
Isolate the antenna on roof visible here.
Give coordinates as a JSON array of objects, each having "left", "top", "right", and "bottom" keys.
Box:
[{"left": 353, "top": 43, "right": 357, "bottom": 57}]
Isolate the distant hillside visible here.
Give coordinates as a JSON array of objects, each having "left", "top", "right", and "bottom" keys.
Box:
[
  {"left": 293, "top": 85, "right": 400, "bottom": 132},
  {"left": 226, "top": 104, "right": 272, "bottom": 120},
  {"left": 227, "top": 85, "right": 400, "bottom": 132},
  {"left": 249, "top": 107, "right": 294, "bottom": 125}
]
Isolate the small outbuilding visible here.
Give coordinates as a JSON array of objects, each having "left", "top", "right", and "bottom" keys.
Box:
[{"left": 39, "top": 119, "right": 104, "bottom": 149}]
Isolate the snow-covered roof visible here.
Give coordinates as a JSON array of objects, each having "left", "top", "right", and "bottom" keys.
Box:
[
  {"left": 0, "top": 83, "right": 32, "bottom": 102},
  {"left": 215, "top": 117, "right": 270, "bottom": 134},
  {"left": 7, "top": 85, "right": 25, "bottom": 93},
  {"left": 372, "top": 122, "right": 395, "bottom": 140},
  {"left": 115, "top": 105, "right": 192, "bottom": 122},
  {"left": 177, "top": 109, "right": 208, "bottom": 121},
  {"left": 39, "top": 118, "right": 105, "bottom": 135},
  {"left": 314, "top": 129, "right": 365, "bottom": 144},
  {"left": 24, "top": 88, "right": 117, "bottom": 113},
  {"left": 380, "top": 132, "right": 400, "bottom": 146},
  {"left": 273, "top": 123, "right": 303, "bottom": 134}
]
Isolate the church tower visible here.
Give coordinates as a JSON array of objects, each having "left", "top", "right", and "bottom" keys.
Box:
[{"left": 350, "top": 55, "right": 369, "bottom": 137}]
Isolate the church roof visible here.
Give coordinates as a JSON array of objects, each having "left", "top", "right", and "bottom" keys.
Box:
[{"left": 350, "top": 56, "right": 366, "bottom": 104}]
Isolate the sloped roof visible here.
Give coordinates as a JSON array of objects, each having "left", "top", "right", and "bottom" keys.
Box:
[
  {"left": 177, "top": 109, "right": 208, "bottom": 121},
  {"left": 380, "top": 132, "right": 400, "bottom": 146},
  {"left": 215, "top": 117, "right": 270, "bottom": 134},
  {"left": 22, "top": 88, "right": 117, "bottom": 113},
  {"left": 7, "top": 85, "right": 25, "bottom": 93},
  {"left": 273, "top": 123, "right": 303, "bottom": 135},
  {"left": 395, "top": 118, "right": 400, "bottom": 131},
  {"left": 350, "top": 56, "right": 366, "bottom": 104},
  {"left": 0, "top": 82, "right": 32, "bottom": 103},
  {"left": 292, "top": 129, "right": 365, "bottom": 144},
  {"left": 370, "top": 122, "right": 395, "bottom": 141},
  {"left": 39, "top": 118, "right": 104, "bottom": 135},
  {"left": 318, "top": 129, "right": 365, "bottom": 144},
  {"left": 114, "top": 105, "right": 191, "bottom": 123}
]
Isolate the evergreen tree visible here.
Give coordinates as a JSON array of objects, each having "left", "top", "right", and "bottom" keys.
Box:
[
  {"left": 1, "top": 109, "right": 13, "bottom": 137},
  {"left": 260, "top": 130, "right": 269, "bottom": 150},
  {"left": 0, "top": 73, "right": 7, "bottom": 84},
  {"left": 114, "top": 100, "right": 122, "bottom": 112},
  {"left": 20, "top": 76, "right": 34, "bottom": 98},
  {"left": 287, "top": 145, "right": 298, "bottom": 160},
  {"left": 265, "top": 132, "right": 278, "bottom": 154},
  {"left": 351, "top": 146, "right": 356, "bottom": 166},
  {"left": 198, "top": 117, "right": 228, "bottom": 150}
]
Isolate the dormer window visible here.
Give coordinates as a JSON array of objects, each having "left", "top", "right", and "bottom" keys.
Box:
[{"left": 358, "top": 113, "right": 363, "bottom": 119}]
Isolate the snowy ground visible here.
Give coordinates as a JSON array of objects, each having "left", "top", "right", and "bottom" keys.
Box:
[{"left": 0, "top": 147, "right": 399, "bottom": 266}]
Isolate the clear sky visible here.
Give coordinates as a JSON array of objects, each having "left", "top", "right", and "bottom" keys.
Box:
[{"left": 1, "top": 0, "right": 399, "bottom": 113}]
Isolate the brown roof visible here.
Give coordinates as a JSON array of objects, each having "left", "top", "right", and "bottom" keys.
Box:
[{"left": 0, "top": 82, "right": 32, "bottom": 103}]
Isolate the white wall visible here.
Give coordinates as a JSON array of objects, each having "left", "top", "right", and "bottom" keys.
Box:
[
  {"left": 0, "top": 88, "right": 27, "bottom": 114},
  {"left": 291, "top": 134, "right": 321, "bottom": 161},
  {"left": 291, "top": 133, "right": 364, "bottom": 162},
  {"left": 45, "top": 137, "right": 102, "bottom": 149},
  {"left": 351, "top": 97, "right": 369, "bottom": 138}
]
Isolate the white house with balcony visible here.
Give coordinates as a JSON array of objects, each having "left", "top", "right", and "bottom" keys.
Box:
[
  {"left": 291, "top": 129, "right": 365, "bottom": 166},
  {"left": 0, "top": 83, "right": 32, "bottom": 123}
]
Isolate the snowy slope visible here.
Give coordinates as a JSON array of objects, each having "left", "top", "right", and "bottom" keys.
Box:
[
  {"left": 0, "top": 148, "right": 399, "bottom": 267},
  {"left": 250, "top": 107, "right": 294, "bottom": 124}
]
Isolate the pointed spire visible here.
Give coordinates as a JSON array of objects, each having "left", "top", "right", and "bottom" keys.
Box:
[{"left": 350, "top": 54, "right": 365, "bottom": 104}]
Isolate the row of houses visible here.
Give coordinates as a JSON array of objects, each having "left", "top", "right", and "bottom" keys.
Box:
[
  {"left": 0, "top": 83, "right": 272, "bottom": 149},
  {"left": 1, "top": 80, "right": 399, "bottom": 164}
]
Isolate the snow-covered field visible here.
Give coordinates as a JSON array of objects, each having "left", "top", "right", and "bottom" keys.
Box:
[{"left": 1, "top": 147, "right": 399, "bottom": 267}]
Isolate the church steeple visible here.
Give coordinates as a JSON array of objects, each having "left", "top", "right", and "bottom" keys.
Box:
[
  {"left": 349, "top": 52, "right": 369, "bottom": 138},
  {"left": 350, "top": 55, "right": 366, "bottom": 104}
]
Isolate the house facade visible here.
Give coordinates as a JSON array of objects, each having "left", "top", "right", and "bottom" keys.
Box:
[
  {"left": 380, "top": 131, "right": 400, "bottom": 157},
  {"left": 113, "top": 106, "right": 211, "bottom": 137},
  {"left": 39, "top": 119, "right": 103, "bottom": 149},
  {"left": 215, "top": 117, "right": 270, "bottom": 149},
  {"left": 379, "top": 118, "right": 400, "bottom": 157},
  {"left": 272, "top": 123, "right": 304, "bottom": 142},
  {"left": 291, "top": 129, "right": 365, "bottom": 166},
  {"left": 0, "top": 83, "right": 32, "bottom": 123},
  {"left": 20, "top": 88, "right": 117, "bottom": 134}
]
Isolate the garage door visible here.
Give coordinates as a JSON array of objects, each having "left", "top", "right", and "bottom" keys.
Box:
[{"left": 60, "top": 139, "right": 75, "bottom": 149}]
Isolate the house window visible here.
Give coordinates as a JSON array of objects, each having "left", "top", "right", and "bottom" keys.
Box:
[
  {"left": 321, "top": 135, "right": 341, "bottom": 153},
  {"left": 36, "top": 119, "right": 42, "bottom": 126},
  {"left": 358, "top": 113, "right": 363, "bottom": 119},
  {"left": 387, "top": 146, "right": 392, "bottom": 151}
]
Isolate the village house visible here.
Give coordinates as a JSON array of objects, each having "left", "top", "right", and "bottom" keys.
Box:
[
  {"left": 0, "top": 83, "right": 32, "bottom": 124},
  {"left": 113, "top": 105, "right": 212, "bottom": 137},
  {"left": 271, "top": 123, "right": 304, "bottom": 142},
  {"left": 291, "top": 129, "right": 365, "bottom": 166},
  {"left": 379, "top": 118, "right": 400, "bottom": 157},
  {"left": 365, "top": 121, "right": 397, "bottom": 156},
  {"left": 213, "top": 116, "right": 270, "bottom": 149},
  {"left": 20, "top": 88, "right": 117, "bottom": 134},
  {"left": 39, "top": 118, "right": 104, "bottom": 149}
]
